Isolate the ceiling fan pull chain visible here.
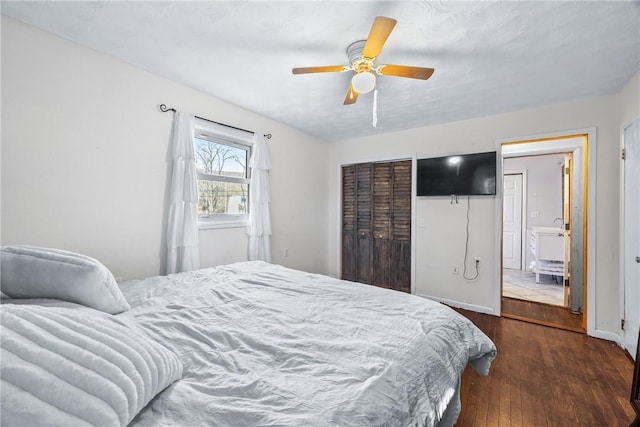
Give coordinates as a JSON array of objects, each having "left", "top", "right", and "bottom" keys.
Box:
[{"left": 372, "top": 89, "right": 378, "bottom": 128}]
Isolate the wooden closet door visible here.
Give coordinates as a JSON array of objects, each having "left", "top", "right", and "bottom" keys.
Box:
[
  {"left": 391, "top": 160, "right": 412, "bottom": 293},
  {"left": 342, "top": 160, "right": 411, "bottom": 292},
  {"left": 341, "top": 165, "right": 356, "bottom": 281},
  {"left": 355, "top": 164, "right": 373, "bottom": 284},
  {"left": 372, "top": 163, "right": 392, "bottom": 288}
]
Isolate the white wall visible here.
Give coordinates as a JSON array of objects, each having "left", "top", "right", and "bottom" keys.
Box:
[
  {"left": 1, "top": 18, "right": 330, "bottom": 280},
  {"left": 618, "top": 71, "right": 640, "bottom": 127},
  {"left": 329, "top": 94, "right": 621, "bottom": 333},
  {"left": 504, "top": 154, "right": 564, "bottom": 228}
]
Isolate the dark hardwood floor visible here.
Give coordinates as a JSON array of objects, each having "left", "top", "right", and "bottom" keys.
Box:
[
  {"left": 456, "top": 308, "right": 635, "bottom": 426},
  {"left": 501, "top": 296, "right": 584, "bottom": 332}
]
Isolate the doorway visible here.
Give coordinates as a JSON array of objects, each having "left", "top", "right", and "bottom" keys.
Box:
[
  {"left": 502, "top": 155, "right": 568, "bottom": 308},
  {"left": 499, "top": 135, "right": 589, "bottom": 333}
]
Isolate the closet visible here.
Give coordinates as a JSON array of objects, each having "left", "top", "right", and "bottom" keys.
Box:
[{"left": 341, "top": 160, "right": 411, "bottom": 293}]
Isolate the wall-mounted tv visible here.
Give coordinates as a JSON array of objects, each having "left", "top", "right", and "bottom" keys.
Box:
[{"left": 417, "top": 151, "right": 497, "bottom": 196}]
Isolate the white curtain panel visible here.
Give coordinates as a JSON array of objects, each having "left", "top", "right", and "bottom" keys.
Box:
[
  {"left": 247, "top": 132, "right": 272, "bottom": 262},
  {"left": 166, "top": 111, "right": 200, "bottom": 274}
]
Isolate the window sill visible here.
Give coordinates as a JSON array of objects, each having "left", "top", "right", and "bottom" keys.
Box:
[{"left": 198, "top": 219, "right": 248, "bottom": 230}]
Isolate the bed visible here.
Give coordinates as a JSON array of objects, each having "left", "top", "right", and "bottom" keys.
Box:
[{"left": 0, "top": 246, "right": 497, "bottom": 427}]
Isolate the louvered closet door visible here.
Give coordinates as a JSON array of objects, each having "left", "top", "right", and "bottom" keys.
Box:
[
  {"left": 390, "top": 161, "right": 412, "bottom": 293},
  {"left": 372, "top": 163, "right": 392, "bottom": 288},
  {"left": 341, "top": 165, "right": 356, "bottom": 281},
  {"left": 341, "top": 160, "right": 411, "bottom": 292},
  {"left": 355, "top": 164, "right": 373, "bottom": 284}
]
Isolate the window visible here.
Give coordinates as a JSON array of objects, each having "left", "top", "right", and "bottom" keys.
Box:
[{"left": 193, "top": 121, "right": 252, "bottom": 229}]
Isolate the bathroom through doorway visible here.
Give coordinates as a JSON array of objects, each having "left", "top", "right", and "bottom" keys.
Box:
[{"left": 499, "top": 135, "right": 587, "bottom": 333}]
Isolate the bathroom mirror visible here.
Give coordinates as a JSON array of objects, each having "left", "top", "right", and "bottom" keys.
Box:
[{"left": 631, "top": 331, "right": 640, "bottom": 427}]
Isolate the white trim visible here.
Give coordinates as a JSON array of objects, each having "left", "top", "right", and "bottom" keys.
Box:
[
  {"left": 338, "top": 153, "right": 413, "bottom": 167},
  {"left": 198, "top": 216, "right": 248, "bottom": 230},
  {"left": 410, "top": 154, "right": 418, "bottom": 295},
  {"left": 194, "top": 117, "right": 255, "bottom": 146},
  {"left": 620, "top": 122, "right": 625, "bottom": 353},
  {"left": 335, "top": 154, "right": 417, "bottom": 292},
  {"left": 193, "top": 123, "right": 252, "bottom": 231},
  {"left": 495, "top": 127, "right": 598, "bottom": 337},
  {"left": 415, "top": 293, "right": 497, "bottom": 316},
  {"left": 522, "top": 171, "right": 529, "bottom": 271},
  {"left": 586, "top": 128, "right": 597, "bottom": 338},
  {"left": 520, "top": 171, "right": 529, "bottom": 270},
  {"left": 619, "top": 117, "right": 639, "bottom": 353},
  {"left": 591, "top": 329, "right": 622, "bottom": 344},
  {"left": 197, "top": 172, "right": 250, "bottom": 186},
  {"left": 335, "top": 164, "right": 343, "bottom": 277},
  {"left": 493, "top": 154, "right": 503, "bottom": 315}
]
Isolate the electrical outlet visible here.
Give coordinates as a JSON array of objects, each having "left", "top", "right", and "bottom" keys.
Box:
[
  {"left": 451, "top": 264, "right": 459, "bottom": 275},
  {"left": 283, "top": 248, "right": 289, "bottom": 257}
]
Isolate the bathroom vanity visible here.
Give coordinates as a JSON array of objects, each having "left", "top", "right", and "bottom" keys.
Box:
[{"left": 529, "top": 227, "right": 565, "bottom": 283}]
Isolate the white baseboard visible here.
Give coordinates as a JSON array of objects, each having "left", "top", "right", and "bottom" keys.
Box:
[
  {"left": 414, "top": 293, "right": 498, "bottom": 316},
  {"left": 589, "top": 329, "right": 621, "bottom": 344},
  {"left": 414, "top": 294, "right": 622, "bottom": 345}
]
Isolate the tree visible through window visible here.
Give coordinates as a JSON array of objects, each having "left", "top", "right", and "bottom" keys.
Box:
[{"left": 194, "top": 135, "right": 250, "bottom": 225}]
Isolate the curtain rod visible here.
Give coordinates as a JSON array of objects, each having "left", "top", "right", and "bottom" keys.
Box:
[{"left": 158, "top": 104, "right": 272, "bottom": 139}]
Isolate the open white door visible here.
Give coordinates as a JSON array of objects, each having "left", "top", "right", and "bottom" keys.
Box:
[
  {"left": 624, "top": 118, "right": 640, "bottom": 359},
  {"left": 503, "top": 174, "right": 523, "bottom": 270}
]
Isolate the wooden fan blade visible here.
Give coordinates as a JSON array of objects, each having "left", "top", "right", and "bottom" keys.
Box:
[
  {"left": 377, "top": 64, "right": 435, "bottom": 80},
  {"left": 343, "top": 84, "right": 358, "bottom": 105},
  {"left": 362, "top": 17, "right": 397, "bottom": 59},
  {"left": 292, "top": 66, "right": 347, "bottom": 74}
]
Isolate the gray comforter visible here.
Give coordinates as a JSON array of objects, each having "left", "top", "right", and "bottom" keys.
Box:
[{"left": 119, "top": 261, "right": 496, "bottom": 427}]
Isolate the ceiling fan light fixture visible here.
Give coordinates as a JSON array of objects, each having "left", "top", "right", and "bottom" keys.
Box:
[
  {"left": 292, "top": 17, "right": 434, "bottom": 106},
  {"left": 351, "top": 71, "right": 376, "bottom": 94}
]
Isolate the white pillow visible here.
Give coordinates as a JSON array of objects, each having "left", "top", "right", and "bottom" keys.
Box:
[
  {"left": 0, "top": 304, "right": 183, "bottom": 427},
  {"left": 0, "top": 245, "right": 130, "bottom": 314}
]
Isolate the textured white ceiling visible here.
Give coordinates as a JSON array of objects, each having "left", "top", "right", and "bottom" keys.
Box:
[{"left": 2, "top": 1, "right": 639, "bottom": 142}]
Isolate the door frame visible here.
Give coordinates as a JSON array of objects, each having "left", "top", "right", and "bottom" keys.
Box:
[
  {"left": 336, "top": 153, "right": 417, "bottom": 294},
  {"left": 493, "top": 127, "right": 597, "bottom": 338}
]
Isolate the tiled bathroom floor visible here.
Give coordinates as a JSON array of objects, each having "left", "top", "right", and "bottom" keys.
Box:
[{"left": 502, "top": 268, "right": 564, "bottom": 306}]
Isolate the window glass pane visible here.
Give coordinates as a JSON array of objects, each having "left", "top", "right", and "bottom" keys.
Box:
[
  {"left": 194, "top": 137, "right": 248, "bottom": 178},
  {"left": 198, "top": 180, "right": 248, "bottom": 215}
]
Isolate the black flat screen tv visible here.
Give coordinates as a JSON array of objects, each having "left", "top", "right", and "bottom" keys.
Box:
[{"left": 417, "top": 151, "right": 497, "bottom": 196}]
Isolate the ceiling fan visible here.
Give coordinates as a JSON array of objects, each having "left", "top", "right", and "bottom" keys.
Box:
[{"left": 292, "top": 16, "right": 435, "bottom": 105}]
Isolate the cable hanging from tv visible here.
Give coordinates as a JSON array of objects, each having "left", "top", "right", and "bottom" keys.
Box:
[
  {"left": 463, "top": 195, "right": 480, "bottom": 281},
  {"left": 158, "top": 104, "right": 272, "bottom": 140}
]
